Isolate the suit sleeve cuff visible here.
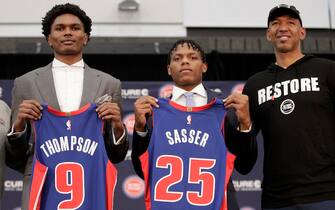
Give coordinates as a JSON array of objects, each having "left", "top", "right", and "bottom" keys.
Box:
[
  {"left": 7, "top": 124, "right": 27, "bottom": 138},
  {"left": 136, "top": 130, "right": 148, "bottom": 138},
  {"left": 237, "top": 123, "right": 252, "bottom": 133},
  {"left": 113, "top": 127, "right": 126, "bottom": 145}
]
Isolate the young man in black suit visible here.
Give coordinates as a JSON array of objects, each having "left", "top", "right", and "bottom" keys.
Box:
[{"left": 132, "top": 39, "right": 257, "bottom": 209}]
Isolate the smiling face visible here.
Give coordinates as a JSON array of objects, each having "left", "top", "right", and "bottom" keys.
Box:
[
  {"left": 47, "top": 13, "right": 88, "bottom": 62},
  {"left": 167, "top": 43, "right": 207, "bottom": 91},
  {"left": 266, "top": 15, "right": 306, "bottom": 54}
]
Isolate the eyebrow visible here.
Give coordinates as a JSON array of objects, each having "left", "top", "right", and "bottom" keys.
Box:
[
  {"left": 53, "top": 23, "right": 82, "bottom": 27},
  {"left": 173, "top": 52, "right": 199, "bottom": 57}
]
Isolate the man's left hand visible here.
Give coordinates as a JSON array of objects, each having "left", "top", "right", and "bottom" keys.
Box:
[{"left": 96, "top": 102, "right": 124, "bottom": 139}]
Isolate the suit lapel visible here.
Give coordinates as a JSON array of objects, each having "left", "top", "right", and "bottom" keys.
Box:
[
  {"left": 206, "top": 90, "right": 216, "bottom": 103},
  {"left": 81, "top": 64, "right": 101, "bottom": 106},
  {"left": 35, "top": 63, "right": 60, "bottom": 109},
  {"left": 206, "top": 87, "right": 220, "bottom": 103}
]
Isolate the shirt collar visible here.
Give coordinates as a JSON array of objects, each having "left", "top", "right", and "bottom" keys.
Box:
[
  {"left": 52, "top": 58, "right": 84, "bottom": 68},
  {"left": 171, "top": 83, "right": 207, "bottom": 101}
]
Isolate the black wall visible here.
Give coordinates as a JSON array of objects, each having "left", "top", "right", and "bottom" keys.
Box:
[{"left": 1, "top": 53, "right": 334, "bottom": 81}]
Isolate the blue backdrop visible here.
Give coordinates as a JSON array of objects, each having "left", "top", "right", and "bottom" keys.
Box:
[{"left": 0, "top": 80, "right": 263, "bottom": 210}]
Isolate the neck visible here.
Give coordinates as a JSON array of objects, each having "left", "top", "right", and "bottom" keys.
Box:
[
  {"left": 176, "top": 82, "right": 202, "bottom": 92},
  {"left": 275, "top": 50, "right": 304, "bottom": 69},
  {"left": 55, "top": 54, "right": 83, "bottom": 65}
]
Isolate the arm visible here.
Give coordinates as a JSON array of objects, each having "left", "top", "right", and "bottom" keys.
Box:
[
  {"left": 103, "top": 121, "right": 129, "bottom": 163},
  {"left": 131, "top": 96, "right": 158, "bottom": 179},
  {"left": 224, "top": 92, "right": 257, "bottom": 175},
  {"left": 224, "top": 108, "right": 257, "bottom": 175},
  {"left": 5, "top": 124, "right": 30, "bottom": 173},
  {"left": 131, "top": 124, "right": 151, "bottom": 179},
  {"left": 6, "top": 78, "right": 42, "bottom": 173},
  {"left": 97, "top": 80, "right": 129, "bottom": 163}
]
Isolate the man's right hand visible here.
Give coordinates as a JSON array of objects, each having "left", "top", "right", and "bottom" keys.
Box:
[
  {"left": 13, "top": 100, "right": 42, "bottom": 132},
  {"left": 134, "top": 96, "right": 158, "bottom": 132}
]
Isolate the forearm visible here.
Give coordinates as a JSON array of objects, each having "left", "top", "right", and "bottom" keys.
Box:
[
  {"left": 131, "top": 129, "right": 150, "bottom": 179},
  {"left": 104, "top": 122, "right": 129, "bottom": 163},
  {"left": 224, "top": 109, "right": 258, "bottom": 174},
  {"left": 5, "top": 125, "right": 30, "bottom": 173}
]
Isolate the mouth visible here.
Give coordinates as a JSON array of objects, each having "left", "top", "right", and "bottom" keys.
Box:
[
  {"left": 179, "top": 68, "right": 192, "bottom": 73},
  {"left": 61, "top": 40, "right": 75, "bottom": 45},
  {"left": 276, "top": 35, "right": 291, "bottom": 42}
]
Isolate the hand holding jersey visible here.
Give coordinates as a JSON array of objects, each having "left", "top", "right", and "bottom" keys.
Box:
[
  {"left": 223, "top": 93, "right": 251, "bottom": 131},
  {"left": 96, "top": 102, "right": 124, "bottom": 139},
  {"left": 134, "top": 96, "right": 158, "bottom": 132},
  {"left": 13, "top": 100, "right": 43, "bottom": 132}
]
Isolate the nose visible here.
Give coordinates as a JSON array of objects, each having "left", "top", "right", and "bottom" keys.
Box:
[
  {"left": 181, "top": 56, "right": 190, "bottom": 65},
  {"left": 64, "top": 27, "right": 72, "bottom": 36},
  {"left": 278, "top": 22, "right": 289, "bottom": 32}
]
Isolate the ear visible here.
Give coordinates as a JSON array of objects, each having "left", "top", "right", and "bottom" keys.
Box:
[
  {"left": 202, "top": 63, "right": 208, "bottom": 73},
  {"left": 47, "top": 35, "right": 53, "bottom": 48},
  {"left": 167, "top": 65, "right": 171, "bottom": 75},
  {"left": 266, "top": 29, "right": 271, "bottom": 41},
  {"left": 299, "top": 27, "right": 306, "bottom": 41},
  {"left": 83, "top": 34, "right": 88, "bottom": 46}
]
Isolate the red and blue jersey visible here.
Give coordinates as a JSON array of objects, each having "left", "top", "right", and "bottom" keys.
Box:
[
  {"left": 140, "top": 98, "right": 235, "bottom": 210},
  {"left": 29, "top": 103, "right": 117, "bottom": 210}
]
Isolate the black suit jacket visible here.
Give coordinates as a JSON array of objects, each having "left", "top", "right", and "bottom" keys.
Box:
[{"left": 131, "top": 88, "right": 257, "bottom": 210}]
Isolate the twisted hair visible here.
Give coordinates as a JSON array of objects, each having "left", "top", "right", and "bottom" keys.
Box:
[{"left": 167, "top": 39, "right": 206, "bottom": 64}]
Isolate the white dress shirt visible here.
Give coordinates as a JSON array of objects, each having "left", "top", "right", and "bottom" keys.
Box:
[
  {"left": 52, "top": 58, "right": 84, "bottom": 112},
  {"left": 171, "top": 84, "right": 208, "bottom": 107}
]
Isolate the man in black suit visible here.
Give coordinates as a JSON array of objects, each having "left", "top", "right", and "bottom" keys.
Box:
[{"left": 131, "top": 39, "right": 257, "bottom": 209}]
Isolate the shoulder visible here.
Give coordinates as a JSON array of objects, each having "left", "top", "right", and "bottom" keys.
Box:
[
  {"left": 308, "top": 56, "right": 335, "bottom": 64},
  {"left": 0, "top": 100, "right": 10, "bottom": 114},
  {"left": 247, "top": 69, "right": 269, "bottom": 83},
  {"left": 302, "top": 56, "right": 335, "bottom": 68},
  {"left": 85, "top": 65, "right": 121, "bottom": 84},
  {"left": 242, "top": 70, "right": 270, "bottom": 96},
  {"left": 14, "top": 63, "right": 51, "bottom": 84},
  {"left": 205, "top": 87, "right": 223, "bottom": 99},
  {"left": 245, "top": 70, "right": 269, "bottom": 87},
  {"left": 301, "top": 56, "right": 335, "bottom": 76}
]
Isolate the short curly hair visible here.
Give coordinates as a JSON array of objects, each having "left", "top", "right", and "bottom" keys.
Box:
[
  {"left": 167, "top": 39, "right": 206, "bottom": 65},
  {"left": 41, "top": 3, "right": 92, "bottom": 40}
]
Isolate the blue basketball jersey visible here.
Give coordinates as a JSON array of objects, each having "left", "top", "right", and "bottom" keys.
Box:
[
  {"left": 29, "top": 103, "right": 117, "bottom": 210},
  {"left": 140, "top": 98, "right": 235, "bottom": 210}
]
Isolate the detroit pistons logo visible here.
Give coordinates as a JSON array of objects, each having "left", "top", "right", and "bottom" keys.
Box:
[
  {"left": 123, "top": 113, "right": 135, "bottom": 135},
  {"left": 123, "top": 175, "right": 145, "bottom": 199},
  {"left": 66, "top": 120, "right": 71, "bottom": 130},
  {"left": 159, "top": 83, "right": 173, "bottom": 98},
  {"left": 280, "top": 99, "right": 295, "bottom": 115},
  {"left": 231, "top": 83, "right": 245, "bottom": 94}
]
